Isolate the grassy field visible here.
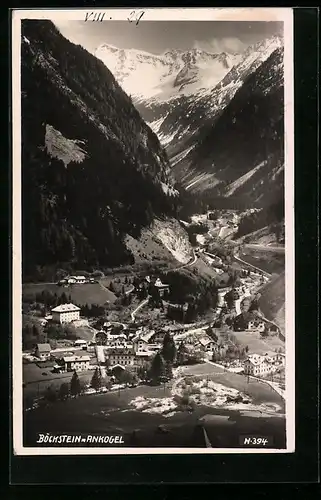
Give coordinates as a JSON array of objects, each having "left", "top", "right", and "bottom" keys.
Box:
[
  {"left": 22, "top": 282, "right": 117, "bottom": 306},
  {"left": 232, "top": 330, "right": 284, "bottom": 354},
  {"left": 23, "top": 362, "right": 96, "bottom": 399},
  {"left": 259, "top": 272, "right": 285, "bottom": 333}
]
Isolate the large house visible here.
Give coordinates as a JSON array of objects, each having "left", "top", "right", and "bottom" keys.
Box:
[
  {"left": 244, "top": 352, "right": 285, "bottom": 377},
  {"left": 244, "top": 354, "right": 271, "bottom": 377},
  {"left": 67, "top": 275, "right": 87, "bottom": 284},
  {"left": 35, "top": 343, "right": 51, "bottom": 360},
  {"left": 153, "top": 278, "right": 170, "bottom": 297},
  {"left": 62, "top": 355, "right": 90, "bottom": 372},
  {"left": 74, "top": 339, "right": 88, "bottom": 349},
  {"left": 247, "top": 319, "right": 265, "bottom": 333},
  {"left": 233, "top": 312, "right": 265, "bottom": 333},
  {"left": 132, "top": 335, "right": 149, "bottom": 352},
  {"left": 145, "top": 276, "right": 170, "bottom": 298},
  {"left": 134, "top": 350, "right": 154, "bottom": 366},
  {"left": 265, "top": 352, "right": 285, "bottom": 367},
  {"left": 198, "top": 337, "right": 216, "bottom": 352},
  {"left": 107, "top": 349, "right": 136, "bottom": 368},
  {"left": 51, "top": 303, "right": 81, "bottom": 324}
]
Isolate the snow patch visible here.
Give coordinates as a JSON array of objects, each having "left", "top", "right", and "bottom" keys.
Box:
[
  {"left": 160, "top": 182, "right": 178, "bottom": 197},
  {"left": 225, "top": 161, "right": 266, "bottom": 196}
]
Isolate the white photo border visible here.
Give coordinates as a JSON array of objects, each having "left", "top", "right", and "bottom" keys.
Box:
[{"left": 12, "top": 7, "right": 295, "bottom": 456}]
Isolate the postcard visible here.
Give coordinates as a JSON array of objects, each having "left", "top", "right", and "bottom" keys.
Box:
[{"left": 11, "top": 7, "right": 294, "bottom": 455}]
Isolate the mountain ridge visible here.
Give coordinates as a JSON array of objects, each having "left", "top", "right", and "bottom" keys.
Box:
[
  {"left": 95, "top": 43, "right": 240, "bottom": 102},
  {"left": 21, "top": 20, "right": 182, "bottom": 281}
]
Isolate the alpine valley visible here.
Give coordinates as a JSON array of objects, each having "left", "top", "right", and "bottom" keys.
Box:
[
  {"left": 21, "top": 21, "right": 288, "bottom": 445},
  {"left": 95, "top": 35, "right": 285, "bottom": 213}
]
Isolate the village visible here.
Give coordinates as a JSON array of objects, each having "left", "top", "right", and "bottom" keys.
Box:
[{"left": 23, "top": 252, "right": 286, "bottom": 409}]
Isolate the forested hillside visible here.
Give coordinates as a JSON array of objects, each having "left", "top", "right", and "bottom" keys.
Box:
[{"left": 21, "top": 21, "right": 179, "bottom": 281}]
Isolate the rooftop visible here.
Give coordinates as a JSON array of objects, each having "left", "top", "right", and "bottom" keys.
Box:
[
  {"left": 154, "top": 278, "right": 169, "bottom": 288},
  {"left": 51, "top": 303, "right": 81, "bottom": 313},
  {"left": 141, "top": 331, "right": 156, "bottom": 343},
  {"left": 36, "top": 343, "right": 51, "bottom": 352},
  {"left": 198, "top": 337, "right": 214, "bottom": 346},
  {"left": 246, "top": 354, "right": 269, "bottom": 366},
  {"left": 108, "top": 349, "right": 135, "bottom": 356},
  {"left": 63, "top": 355, "right": 90, "bottom": 362}
]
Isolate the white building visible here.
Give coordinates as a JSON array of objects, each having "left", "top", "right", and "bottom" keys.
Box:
[
  {"left": 51, "top": 303, "right": 81, "bottom": 324},
  {"left": 35, "top": 343, "right": 51, "bottom": 360},
  {"left": 68, "top": 275, "right": 87, "bottom": 284},
  {"left": 107, "top": 349, "right": 136, "bottom": 368},
  {"left": 244, "top": 352, "right": 285, "bottom": 377},
  {"left": 273, "top": 352, "right": 285, "bottom": 365},
  {"left": 198, "top": 337, "right": 216, "bottom": 352},
  {"left": 244, "top": 354, "right": 270, "bottom": 376},
  {"left": 74, "top": 339, "right": 88, "bottom": 349},
  {"left": 132, "top": 335, "right": 149, "bottom": 352},
  {"left": 63, "top": 355, "right": 90, "bottom": 372},
  {"left": 247, "top": 320, "right": 266, "bottom": 332},
  {"left": 153, "top": 278, "right": 170, "bottom": 297}
]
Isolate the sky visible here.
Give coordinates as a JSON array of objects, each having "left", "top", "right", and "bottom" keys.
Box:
[{"left": 53, "top": 20, "right": 283, "bottom": 56}]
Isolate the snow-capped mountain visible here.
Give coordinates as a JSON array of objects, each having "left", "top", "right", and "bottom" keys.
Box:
[
  {"left": 172, "top": 46, "right": 285, "bottom": 206},
  {"left": 95, "top": 44, "right": 240, "bottom": 102},
  {"left": 96, "top": 35, "right": 284, "bottom": 210},
  {"left": 143, "top": 35, "right": 284, "bottom": 152}
]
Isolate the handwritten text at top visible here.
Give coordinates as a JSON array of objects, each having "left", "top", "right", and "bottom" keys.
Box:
[{"left": 84, "top": 11, "right": 145, "bottom": 25}]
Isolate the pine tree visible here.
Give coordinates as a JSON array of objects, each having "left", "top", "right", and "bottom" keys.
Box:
[
  {"left": 164, "top": 361, "right": 173, "bottom": 380},
  {"left": 32, "top": 324, "right": 39, "bottom": 338},
  {"left": 177, "top": 342, "right": 188, "bottom": 366},
  {"left": 58, "top": 382, "right": 69, "bottom": 401},
  {"left": 44, "top": 385, "right": 57, "bottom": 403},
  {"left": 91, "top": 367, "right": 102, "bottom": 391},
  {"left": 70, "top": 370, "right": 81, "bottom": 396},
  {"left": 148, "top": 352, "right": 166, "bottom": 383},
  {"left": 161, "top": 332, "right": 177, "bottom": 364}
]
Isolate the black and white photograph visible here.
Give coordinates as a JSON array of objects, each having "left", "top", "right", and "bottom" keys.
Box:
[{"left": 12, "top": 8, "right": 294, "bottom": 454}]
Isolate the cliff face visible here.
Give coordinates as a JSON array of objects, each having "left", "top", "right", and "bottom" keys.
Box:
[
  {"left": 172, "top": 47, "right": 284, "bottom": 209},
  {"left": 21, "top": 21, "right": 179, "bottom": 280}
]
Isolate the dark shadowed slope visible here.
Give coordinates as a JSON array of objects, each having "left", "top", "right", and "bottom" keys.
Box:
[{"left": 21, "top": 20, "right": 179, "bottom": 281}]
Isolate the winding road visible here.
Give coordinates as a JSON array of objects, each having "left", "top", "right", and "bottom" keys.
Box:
[
  {"left": 234, "top": 253, "right": 272, "bottom": 278},
  {"left": 243, "top": 244, "right": 285, "bottom": 253}
]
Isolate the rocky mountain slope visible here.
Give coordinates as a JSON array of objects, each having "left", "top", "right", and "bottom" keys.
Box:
[
  {"left": 96, "top": 36, "right": 284, "bottom": 212},
  {"left": 172, "top": 45, "right": 284, "bottom": 207},
  {"left": 21, "top": 20, "right": 182, "bottom": 281},
  {"left": 95, "top": 44, "right": 240, "bottom": 103},
  {"left": 146, "top": 36, "right": 283, "bottom": 156}
]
